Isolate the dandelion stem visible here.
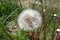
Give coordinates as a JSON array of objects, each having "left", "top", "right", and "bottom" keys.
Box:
[
  {"left": 27, "top": 32, "right": 31, "bottom": 40},
  {"left": 32, "top": 32, "right": 40, "bottom": 40}
]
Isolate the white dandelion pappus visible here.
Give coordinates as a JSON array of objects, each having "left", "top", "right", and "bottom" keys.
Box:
[
  {"left": 17, "top": 9, "right": 42, "bottom": 31},
  {"left": 54, "top": 14, "right": 57, "bottom": 17},
  {"left": 56, "top": 29, "right": 60, "bottom": 32}
]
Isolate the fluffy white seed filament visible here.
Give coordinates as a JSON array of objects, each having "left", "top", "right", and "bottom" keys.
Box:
[{"left": 17, "top": 9, "right": 42, "bottom": 31}]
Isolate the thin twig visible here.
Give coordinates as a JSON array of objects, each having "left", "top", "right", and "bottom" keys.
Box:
[
  {"left": 52, "top": 18, "right": 60, "bottom": 39},
  {"left": 19, "top": 0, "right": 22, "bottom": 9},
  {"left": 51, "top": 17, "right": 56, "bottom": 40},
  {"left": 51, "top": 17, "right": 60, "bottom": 40},
  {"left": 40, "top": 0, "right": 46, "bottom": 40}
]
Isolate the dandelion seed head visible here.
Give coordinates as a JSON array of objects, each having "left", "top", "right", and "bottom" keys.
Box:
[
  {"left": 7, "top": 21, "right": 19, "bottom": 34},
  {"left": 17, "top": 9, "right": 42, "bottom": 31}
]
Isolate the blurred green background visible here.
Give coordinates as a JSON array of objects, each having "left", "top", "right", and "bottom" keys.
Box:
[{"left": 0, "top": 0, "right": 60, "bottom": 40}]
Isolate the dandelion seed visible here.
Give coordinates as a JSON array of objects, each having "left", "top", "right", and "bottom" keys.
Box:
[
  {"left": 43, "top": 9, "right": 46, "bottom": 12},
  {"left": 54, "top": 14, "right": 57, "bottom": 17},
  {"left": 35, "top": 1, "right": 41, "bottom": 5},
  {"left": 56, "top": 29, "right": 60, "bottom": 32},
  {"left": 32, "top": 1, "right": 41, "bottom": 5}
]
